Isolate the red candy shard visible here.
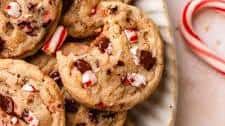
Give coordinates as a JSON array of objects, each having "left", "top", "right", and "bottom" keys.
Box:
[
  {"left": 124, "top": 29, "right": 138, "bottom": 44},
  {"left": 42, "top": 26, "right": 68, "bottom": 55}
]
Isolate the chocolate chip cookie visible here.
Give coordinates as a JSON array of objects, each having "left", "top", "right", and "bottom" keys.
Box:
[
  {"left": 73, "top": 106, "right": 126, "bottom": 126},
  {"left": 0, "top": 59, "right": 65, "bottom": 126},
  {"left": 61, "top": 0, "right": 132, "bottom": 38},
  {"left": 57, "top": 2, "right": 164, "bottom": 111},
  {"left": 0, "top": 0, "right": 62, "bottom": 58},
  {"left": 28, "top": 43, "right": 127, "bottom": 126}
]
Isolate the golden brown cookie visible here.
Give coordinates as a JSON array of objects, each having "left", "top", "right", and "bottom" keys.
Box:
[
  {"left": 57, "top": 2, "right": 164, "bottom": 111},
  {"left": 0, "top": 59, "right": 65, "bottom": 126},
  {"left": 61, "top": 0, "right": 132, "bottom": 38},
  {"left": 0, "top": 0, "right": 62, "bottom": 58}
]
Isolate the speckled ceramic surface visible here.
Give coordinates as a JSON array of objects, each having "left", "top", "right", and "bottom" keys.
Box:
[{"left": 131, "top": 0, "right": 178, "bottom": 125}]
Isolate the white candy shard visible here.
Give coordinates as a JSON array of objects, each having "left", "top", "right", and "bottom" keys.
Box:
[
  {"left": 82, "top": 70, "right": 97, "bottom": 85},
  {"left": 5, "top": 2, "right": 21, "bottom": 18},
  {"left": 130, "top": 46, "right": 139, "bottom": 65},
  {"left": 105, "top": 43, "right": 113, "bottom": 55},
  {"left": 22, "top": 83, "right": 35, "bottom": 92},
  {"left": 128, "top": 73, "right": 146, "bottom": 87},
  {"left": 11, "top": 117, "right": 18, "bottom": 125}
]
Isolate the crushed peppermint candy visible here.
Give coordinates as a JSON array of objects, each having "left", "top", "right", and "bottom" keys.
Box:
[
  {"left": 22, "top": 110, "right": 39, "bottom": 126},
  {"left": 122, "top": 73, "right": 146, "bottom": 87},
  {"left": 42, "top": 26, "right": 68, "bottom": 55},
  {"left": 130, "top": 46, "right": 139, "bottom": 65},
  {"left": 124, "top": 29, "right": 138, "bottom": 44},
  {"left": 5, "top": 2, "right": 22, "bottom": 18},
  {"left": 82, "top": 70, "right": 97, "bottom": 88},
  {"left": 10, "top": 117, "right": 18, "bottom": 125},
  {"left": 22, "top": 83, "right": 36, "bottom": 92}
]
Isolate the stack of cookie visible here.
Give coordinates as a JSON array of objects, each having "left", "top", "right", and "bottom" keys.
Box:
[{"left": 0, "top": 0, "right": 164, "bottom": 126}]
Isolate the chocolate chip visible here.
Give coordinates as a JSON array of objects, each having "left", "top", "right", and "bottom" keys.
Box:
[
  {"left": 62, "top": 0, "right": 74, "bottom": 14},
  {"left": 95, "top": 36, "right": 110, "bottom": 53},
  {"left": 139, "top": 50, "right": 156, "bottom": 70},
  {"left": 116, "top": 60, "right": 125, "bottom": 66},
  {"left": 42, "top": 19, "right": 52, "bottom": 27},
  {"left": 17, "top": 20, "right": 38, "bottom": 36},
  {"left": 5, "top": 22, "right": 14, "bottom": 35},
  {"left": 74, "top": 59, "right": 92, "bottom": 73},
  {"left": 0, "top": 37, "right": 5, "bottom": 51},
  {"left": 65, "top": 98, "right": 77, "bottom": 113},
  {"left": 0, "top": 94, "right": 14, "bottom": 114},
  {"left": 88, "top": 109, "right": 100, "bottom": 123},
  {"left": 106, "top": 69, "right": 111, "bottom": 75},
  {"left": 27, "top": 3, "right": 37, "bottom": 12},
  {"left": 108, "top": 6, "right": 118, "bottom": 14},
  {"left": 76, "top": 123, "right": 86, "bottom": 126},
  {"left": 102, "top": 112, "right": 116, "bottom": 118}
]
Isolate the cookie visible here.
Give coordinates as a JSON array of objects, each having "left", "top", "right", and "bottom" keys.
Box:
[
  {"left": 0, "top": 0, "right": 62, "bottom": 58},
  {"left": 57, "top": 2, "right": 164, "bottom": 111},
  {"left": 61, "top": 0, "right": 132, "bottom": 38},
  {"left": 28, "top": 43, "right": 127, "bottom": 126},
  {"left": 0, "top": 59, "right": 65, "bottom": 126},
  {"left": 73, "top": 106, "right": 127, "bottom": 126}
]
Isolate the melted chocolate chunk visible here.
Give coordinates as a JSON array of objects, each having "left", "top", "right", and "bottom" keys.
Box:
[
  {"left": 0, "top": 94, "right": 14, "bottom": 114},
  {"left": 88, "top": 109, "right": 100, "bottom": 123},
  {"left": 117, "top": 60, "right": 125, "bottom": 66},
  {"left": 65, "top": 98, "right": 77, "bottom": 113},
  {"left": 76, "top": 123, "right": 86, "bottom": 126},
  {"left": 49, "top": 71, "right": 63, "bottom": 88},
  {"left": 74, "top": 59, "right": 92, "bottom": 73},
  {"left": 95, "top": 37, "right": 110, "bottom": 53},
  {"left": 139, "top": 50, "right": 156, "bottom": 70}
]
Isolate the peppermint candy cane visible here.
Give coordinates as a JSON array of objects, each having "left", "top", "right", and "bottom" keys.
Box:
[{"left": 180, "top": 0, "right": 225, "bottom": 74}]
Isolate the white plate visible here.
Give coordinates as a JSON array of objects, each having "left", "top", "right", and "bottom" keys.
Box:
[{"left": 130, "top": 0, "right": 178, "bottom": 126}]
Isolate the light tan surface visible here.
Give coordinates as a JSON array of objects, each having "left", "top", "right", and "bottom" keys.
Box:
[{"left": 166, "top": 0, "right": 225, "bottom": 126}]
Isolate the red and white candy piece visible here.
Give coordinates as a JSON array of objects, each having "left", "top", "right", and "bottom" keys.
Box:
[
  {"left": 124, "top": 29, "right": 138, "bottom": 44},
  {"left": 5, "top": 2, "right": 22, "bottom": 18},
  {"left": 82, "top": 70, "right": 97, "bottom": 88},
  {"left": 180, "top": 0, "right": 225, "bottom": 75},
  {"left": 42, "top": 26, "right": 68, "bottom": 55},
  {"left": 23, "top": 111, "right": 39, "bottom": 126},
  {"left": 123, "top": 73, "right": 146, "bottom": 87}
]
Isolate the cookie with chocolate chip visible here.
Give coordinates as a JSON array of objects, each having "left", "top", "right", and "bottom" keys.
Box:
[
  {"left": 73, "top": 106, "right": 126, "bottom": 126},
  {"left": 61, "top": 0, "right": 132, "bottom": 38},
  {"left": 0, "top": 59, "right": 65, "bottom": 126},
  {"left": 27, "top": 44, "right": 127, "bottom": 126},
  {"left": 57, "top": 2, "right": 164, "bottom": 111},
  {"left": 0, "top": 0, "right": 62, "bottom": 58}
]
